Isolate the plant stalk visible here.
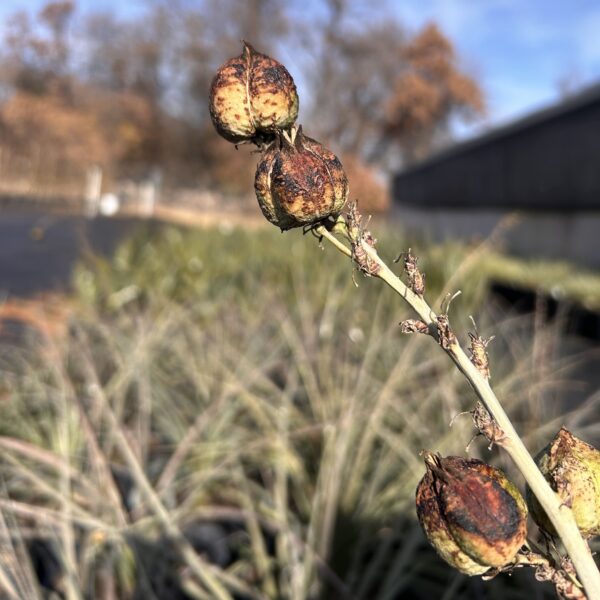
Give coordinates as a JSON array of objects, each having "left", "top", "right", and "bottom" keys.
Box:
[{"left": 315, "top": 221, "right": 600, "bottom": 600}]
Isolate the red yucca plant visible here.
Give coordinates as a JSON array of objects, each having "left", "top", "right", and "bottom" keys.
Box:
[{"left": 210, "top": 43, "right": 600, "bottom": 600}]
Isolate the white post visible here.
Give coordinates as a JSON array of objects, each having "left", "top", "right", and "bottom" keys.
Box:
[
  {"left": 84, "top": 166, "right": 102, "bottom": 218},
  {"left": 139, "top": 181, "right": 156, "bottom": 217}
]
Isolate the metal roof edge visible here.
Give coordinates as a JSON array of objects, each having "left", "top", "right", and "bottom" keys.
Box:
[{"left": 395, "top": 81, "right": 600, "bottom": 177}]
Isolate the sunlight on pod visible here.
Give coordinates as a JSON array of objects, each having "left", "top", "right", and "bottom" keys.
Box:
[
  {"left": 254, "top": 126, "right": 349, "bottom": 230},
  {"left": 416, "top": 452, "right": 528, "bottom": 576},
  {"left": 527, "top": 427, "right": 600, "bottom": 538},
  {"left": 209, "top": 42, "right": 299, "bottom": 144}
]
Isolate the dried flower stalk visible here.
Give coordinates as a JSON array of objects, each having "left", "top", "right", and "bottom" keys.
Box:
[
  {"left": 316, "top": 213, "right": 600, "bottom": 599},
  {"left": 209, "top": 43, "right": 600, "bottom": 599}
]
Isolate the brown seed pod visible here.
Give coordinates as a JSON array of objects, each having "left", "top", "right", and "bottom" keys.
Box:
[
  {"left": 254, "top": 127, "right": 349, "bottom": 230},
  {"left": 527, "top": 427, "right": 600, "bottom": 538},
  {"left": 209, "top": 42, "right": 299, "bottom": 144},
  {"left": 416, "top": 452, "right": 527, "bottom": 576}
]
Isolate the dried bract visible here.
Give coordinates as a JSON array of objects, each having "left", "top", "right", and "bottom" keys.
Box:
[
  {"left": 404, "top": 250, "right": 425, "bottom": 296},
  {"left": 524, "top": 551, "right": 586, "bottom": 600},
  {"left": 400, "top": 319, "right": 430, "bottom": 335},
  {"left": 527, "top": 427, "right": 600, "bottom": 538},
  {"left": 468, "top": 330, "right": 494, "bottom": 379},
  {"left": 472, "top": 401, "right": 505, "bottom": 447},
  {"left": 351, "top": 240, "right": 380, "bottom": 276},
  {"left": 416, "top": 452, "right": 527, "bottom": 576},
  {"left": 346, "top": 201, "right": 380, "bottom": 275},
  {"left": 209, "top": 42, "right": 299, "bottom": 143},
  {"left": 254, "top": 127, "right": 348, "bottom": 230},
  {"left": 436, "top": 313, "right": 457, "bottom": 350}
]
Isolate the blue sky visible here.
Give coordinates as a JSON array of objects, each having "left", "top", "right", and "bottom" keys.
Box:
[
  {"left": 392, "top": 0, "right": 600, "bottom": 130},
  {"left": 3, "top": 0, "right": 600, "bottom": 137}
]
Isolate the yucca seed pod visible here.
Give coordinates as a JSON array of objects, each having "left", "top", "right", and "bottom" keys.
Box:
[
  {"left": 254, "top": 127, "right": 349, "bottom": 230},
  {"left": 416, "top": 452, "right": 528, "bottom": 576},
  {"left": 527, "top": 427, "right": 600, "bottom": 538},
  {"left": 209, "top": 42, "right": 299, "bottom": 144}
]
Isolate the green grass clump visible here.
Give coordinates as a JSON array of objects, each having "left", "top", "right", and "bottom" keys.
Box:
[
  {"left": 72, "top": 223, "right": 491, "bottom": 331},
  {"left": 0, "top": 222, "right": 596, "bottom": 599},
  {"left": 482, "top": 252, "right": 600, "bottom": 312},
  {"left": 73, "top": 222, "right": 600, "bottom": 320}
]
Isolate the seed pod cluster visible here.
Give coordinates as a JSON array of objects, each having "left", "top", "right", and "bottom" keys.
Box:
[
  {"left": 527, "top": 427, "right": 600, "bottom": 538},
  {"left": 255, "top": 127, "right": 349, "bottom": 230},
  {"left": 209, "top": 42, "right": 299, "bottom": 143},
  {"left": 210, "top": 43, "right": 348, "bottom": 229},
  {"left": 416, "top": 452, "right": 527, "bottom": 576}
]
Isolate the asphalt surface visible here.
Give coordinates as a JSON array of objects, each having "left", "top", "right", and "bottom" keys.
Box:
[{"left": 0, "top": 210, "right": 142, "bottom": 297}]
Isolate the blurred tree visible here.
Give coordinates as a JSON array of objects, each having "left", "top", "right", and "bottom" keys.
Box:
[
  {"left": 0, "top": 1, "right": 104, "bottom": 186},
  {"left": 307, "top": 1, "right": 484, "bottom": 169},
  {"left": 339, "top": 152, "right": 389, "bottom": 212},
  {"left": 384, "top": 24, "right": 484, "bottom": 164},
  {"left": 0, "top": 90, "right": 106, "bottom": 165},
  {"left": 39, "top": 1, "right": 74, "bottom": 72},
  {"left": 2, "top": 1, "right": 74, "bottom": 96},
  {"left": 81, "top": 6, "right": 175, "bottom": 169},
  {"left": 555, "top": 65, "right": 584, "bottom": 99},
  {"left": 0, "top": 0, "right": 484, "bottom": 206},
  {"left": 77, "top": 0, "right": 290, "bottom": 191}
]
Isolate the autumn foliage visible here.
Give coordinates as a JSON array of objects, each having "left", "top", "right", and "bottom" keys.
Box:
[
  {"left": 0, "top": 1, "right": 484, "bottom": 210},
  {"left": 386, "top": 24, "right": 484, "bottom": 162}
]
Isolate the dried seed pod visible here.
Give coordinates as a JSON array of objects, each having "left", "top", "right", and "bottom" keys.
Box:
[
  {"left": 416, "top": 452, "right": 527, "bottom": 576},
  {"left": 209, "top": 42, "right": 299, "bottom": 143},
  {"left": 255, "top": 127, "right": 349, "bottom": 230},
  {"left": 527, "top": 427, "right": 600, "bottom": 538}
]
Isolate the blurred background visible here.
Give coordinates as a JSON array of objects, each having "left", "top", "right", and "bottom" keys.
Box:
[{"left": 0, "top": 2, "right": 598, "bottom": 599}]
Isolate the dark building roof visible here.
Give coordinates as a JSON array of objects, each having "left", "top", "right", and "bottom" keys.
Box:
[{"left": 393, "top": 83, "right": 600, "bottom": 211}]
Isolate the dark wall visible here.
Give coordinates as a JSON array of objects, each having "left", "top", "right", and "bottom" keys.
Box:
[{"left": 393, "top": 96, "right": 600, "bottom": 211}]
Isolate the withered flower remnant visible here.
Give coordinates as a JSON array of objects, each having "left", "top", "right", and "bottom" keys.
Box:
[
  {"left": 209, "top": 42, "right": 299, "bottom": 144},
  {"left": 527, "top": 427, "right": 600, "bottom": 538},
  {"left": 416, "top": 452, "right": 527, "bottom": 576},
  {"left": 254, "top": 127, "right": 349, "bottom": 230}
]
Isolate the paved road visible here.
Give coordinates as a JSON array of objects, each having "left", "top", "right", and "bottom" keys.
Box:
[{"left": 0, "top": 211, "right": 143, "bottom": 297}]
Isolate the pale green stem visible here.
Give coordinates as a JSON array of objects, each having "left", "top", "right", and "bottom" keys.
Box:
[{"left": 315, "top": 222, "right": 600, "bottom": 600}]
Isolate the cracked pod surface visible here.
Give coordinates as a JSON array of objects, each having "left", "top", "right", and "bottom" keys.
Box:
[
  {"left": 209, "top": 42, "right": 299, "bottom": 143},
  {"left": 254, "top": 128, "right": 349, "bottom": 230},
  {"left": 527, "top": 427, "right": 600, "bottom": 538},
  {"left": 416, "top": 452, "right": 528, "bottom": 576}
]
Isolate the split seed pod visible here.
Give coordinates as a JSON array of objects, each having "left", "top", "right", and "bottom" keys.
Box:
[
  {"left": 254, "top": 127, "right": 349, "bottom": 230},
  {"left": 527, "top": 427, "right": 600, "bottom": 538},
  {"left": 209, "top": 42, "right": 299, "bottom": 143},
  {"left": 416, "top": 452, "right": 527, "bottom": 575}
]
